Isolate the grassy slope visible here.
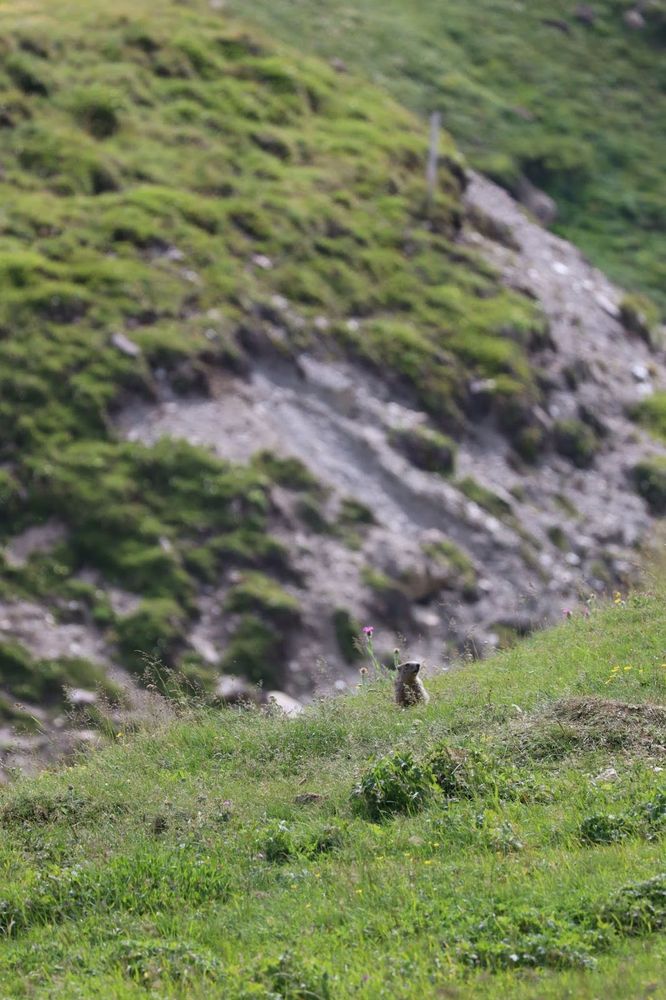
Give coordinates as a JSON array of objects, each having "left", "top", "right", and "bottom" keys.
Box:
[
  {"left": 0, "top": 0, "right": 545, "bottom": 704},
  {"left": 0, "top": 578, "right": 665, "bottom": 997},
  {"left": 225, "top": 0, "right": 666, "bottom": 313}
]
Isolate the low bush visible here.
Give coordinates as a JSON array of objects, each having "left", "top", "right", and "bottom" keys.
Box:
[
  {"left": 352, "top": 750, "right": 438, "bottom": 820},
  {"left": 632, "top": 391, "right": 666, "bottom": 443},
  {"left": 553, "top": 419, "right": 599, "bottom": 468},
  {"left": 633, "top": 456, "right": 666, "bottom": 514},
  {"left": 389, "top": 424, "right": 457, "bottom": 476}
]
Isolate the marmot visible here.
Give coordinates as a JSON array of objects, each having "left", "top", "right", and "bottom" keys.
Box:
[{"left": 395, "top": 661, "right": 430, "bottom": 707}]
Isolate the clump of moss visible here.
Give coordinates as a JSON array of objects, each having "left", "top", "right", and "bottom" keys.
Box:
[
  {"left": 620, "top": 294, "right": 663, "bottom": 350},
  {"left": 422, "top": 539, "right": 478, "bottom": 599},
  {"left": 295, "top": 495, "right": 331, "bottom": 534},
  {"left": 389, "top": 424, "right": 457, "bottom": 476},
  {"left": 334, "top": 498, "right": 376, "bottom": 549},
  {"left": 456, "top": 477, "right": 512, "bottom": 519},
  {"left": 68, "top": 86, "right": 123, "bottom": 139},
  {"left": 225, "top": 572, "right": 300, "bottom": 628},
  {"left": 512, "top": 424, "right": 546, "bottom": 464},
  {"left": 631, "top": 392, "right": 666, "bottom": 444},
  {"left": 632, "top": 456, "right": 666, "bottom": 515},
  {"left": 332, "top": 609, "right": 362, "bottom": 664},
  {"left": 361, "top": 566, "right": 410, "bottom": 622},
  {"left": 221, "top": 614, "right": 285, "bottom": 687},
  {"left": 553, "top": 420, "right": 599, "bottom": 469},
  {"left": 114, "top": 599, "right": 185, "bottom": 677},
  {"left": 0, "top": 639, "right": 116, "bottom": 707}
]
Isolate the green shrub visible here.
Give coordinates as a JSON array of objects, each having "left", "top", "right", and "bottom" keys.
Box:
[
  {"left": 261, "top": 820, "right": 295, "bottom": 862},
  {"left": 512, "top": 424, "right": 546, "bottom": 464},
  {"left": 632, "top": 392, "right": 666, "bottom": 443},
  {"left": 260, "top": 819, "right": 347, "bottom": 863},
  {"left": 553, "top": 419, "right": 599, "bottom": 469},
  {"left": 389, "top": 424, "right": 457, "bottom": 476},
  {"left": 221, "top": 614, "right": 284, "bottom": 686},
  {"left": 352, "top": 750, "right": 438, "bottom": 820},
  {"left": 632, "top": 456, "right": 666, "bottom": 514},
  {"left": 428, "top": 745, "right": 492, "bottom": 798},
  {"left": 0, "top": 640, "right": 115, "bottom": 705},
  {"left": 225, "top": 572, "right": 300, "bottom": 627},
  {"left": 114, "top": 598, "right": 184, "bottom": 677},
  {"left": 580, "top": 791, "right": 666, "bottom": 846},
  {"left": 422, "top": 539, "right": 478, "bottom": 598},
  {"left": 456, "top": 477, "right": 512, "bottom": 518},
  {"left": 579, "top": 813, "right": 634, "bottom": 846},
  {"left": 458, "top": 927, "right": 599, "bottom": 972},
  {"left": 332, "top": 608, "right": 362, "bottom": 663},
  {"left": 6, "top": 53, "right": 50, "bottom": 95},
  {"left": 595, "top": 873, "right": 666, "bottom": 936},
  {"left": 68, "top": 86, "right": 123, "bottom": 138},
  {"left": 260, "top": 951, "right": 333, "bottom": 1000},
  {"left": 620, "top": 294, "right": 662, "bottom": 349}
]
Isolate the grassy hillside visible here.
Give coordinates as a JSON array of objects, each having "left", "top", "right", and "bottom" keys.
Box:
[
  {"left": 0, "top": 0, "right": 545, "bottom": 706},
  {"left": 225, "top": 0, "right": 666, "bottom": 313},
  {"left": 0, "top": 579, "right": 664, "bottom": 997}
]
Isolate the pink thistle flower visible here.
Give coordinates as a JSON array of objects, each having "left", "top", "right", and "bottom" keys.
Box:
[
  {"left": 363, "top": 625, "right": 374, "bottom": 637},
  {"left": 582, "top": 606, "right": 590, "bottom": 618},
  {"left": 562, "top": 608, "right": 573, "bottom": 619}
]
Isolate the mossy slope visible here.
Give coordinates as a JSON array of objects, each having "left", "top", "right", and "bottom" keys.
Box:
[
  {"left": 0, "top": 0, "right": 547, "bottom": 704},
  {"left": 225, "top": 0, "right": 666, "bottom": 313}
]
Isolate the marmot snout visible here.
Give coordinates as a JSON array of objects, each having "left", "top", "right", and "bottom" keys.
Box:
[{"left": 395, "top": 661, "right": 430, "bottom": 707}]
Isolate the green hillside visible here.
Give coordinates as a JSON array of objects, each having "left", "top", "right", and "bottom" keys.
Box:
[
  {"left": 0, "top": 579, "right": 664, "bottom": 996},
  {"left": 0, "top": 0, "right": 544, "bottom": 705},
  {"left": 225, "top": 0, "right": 666, "bottom": 313}
]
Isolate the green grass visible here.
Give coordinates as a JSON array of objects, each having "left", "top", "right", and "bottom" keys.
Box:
[
  {"left": 633, "top": 392, "right": 666, "bottom": 443},
  {"left": 225, "top": 0, "right": 666, "bottom": 314},
  {"left": 0, "top": 0, "right": 548, "bottom": 704},
  {"left": 0, "top": 576, "right": 664, "bottom": 997}
]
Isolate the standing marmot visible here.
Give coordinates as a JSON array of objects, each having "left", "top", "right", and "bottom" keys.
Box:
[{"left": 395, "top": 661, "right": 430, "bottom": 707}]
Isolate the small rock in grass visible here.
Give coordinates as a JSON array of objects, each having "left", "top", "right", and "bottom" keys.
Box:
[
  {"left": 111, "top": 332, "right": 142, "bottom": 358},
  {"left": 294, "top": 792, "right": 323, "bottom": 805},
  {"left": 268, "top": 691, "right": 304, "bottom": 717},
  {"left": 592, "top": 766, "right": 619, "bottom": 784},
  {"left": 66, "top": 688, "right": 98, "bottom": 707},
  {"left": 252, "top": 253, "right": 273, "bottom": 270},
  {"left": 623, "top": 9, "right": 645, "bottom": 29}
]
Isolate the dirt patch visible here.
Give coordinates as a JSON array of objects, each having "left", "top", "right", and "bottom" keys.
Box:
[
  {"left": 3, "top": 520, "right": 67, "bottom": 569},
  {"left": 514, "top": 696, "right": 666, "bottom": 760}
]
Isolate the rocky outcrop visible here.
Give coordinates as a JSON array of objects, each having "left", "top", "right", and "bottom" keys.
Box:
[{"left": 2, "top": 172, "right": 664, "bottom": 776}]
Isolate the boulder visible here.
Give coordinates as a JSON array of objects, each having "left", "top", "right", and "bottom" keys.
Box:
[
  {"left": 516, "top": 176, "right": 557, "bottom": 227},
  {"left": 267, "top": 691, "right": 304, "bottom": 717},
  {"left": 623, "top": 9, "right": 645, "bottom": 29}
]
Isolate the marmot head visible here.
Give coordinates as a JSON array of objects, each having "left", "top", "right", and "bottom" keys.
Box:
[{"left": 397, "top": 660, "right": 421, "bottom": 682}]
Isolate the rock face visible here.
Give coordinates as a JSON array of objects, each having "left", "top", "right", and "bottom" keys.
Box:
[
  {"left": 2, "top": 173, "right": 665, "bottom": 777},
  {"left": 515, "top": 176, "right": 558, "bottom": 227},
  {"left": 114, "top": 171, "right": 665, "bottom": 690}
]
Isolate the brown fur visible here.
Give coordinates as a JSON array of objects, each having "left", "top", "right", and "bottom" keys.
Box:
[{"left": 395, "top": 661, "right": 430, "bottom": 707}]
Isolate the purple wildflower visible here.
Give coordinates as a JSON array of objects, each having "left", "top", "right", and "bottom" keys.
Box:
[{"left": 363, "top": 625, "right": 374, "bottom": 638}]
